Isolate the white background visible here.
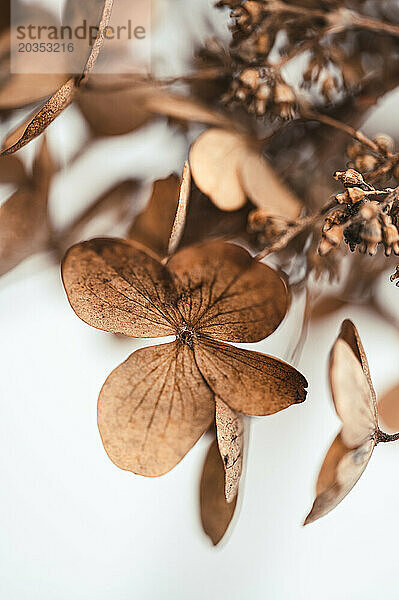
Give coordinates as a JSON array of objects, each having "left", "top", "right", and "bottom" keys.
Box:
[{"left": 1, "top": 1, "right": 399, "bottom": 598}]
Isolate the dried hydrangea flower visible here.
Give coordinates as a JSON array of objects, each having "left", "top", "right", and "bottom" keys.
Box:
[
  {"left": 305, "top": 320, "right": 399, "bottom": 525},
  {"left": 62, "top": 238, "right": 307, "bottom": 477}
]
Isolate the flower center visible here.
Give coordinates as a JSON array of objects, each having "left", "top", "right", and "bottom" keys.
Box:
[{"left": 178, "top": 326, "right": 195, "bottom": 348}]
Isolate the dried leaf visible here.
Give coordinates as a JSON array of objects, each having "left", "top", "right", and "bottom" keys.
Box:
[
  {"left": 215, "top": 397, "right": 243, "bottom": 502},
  {"left": 330, "top": 338, "right": 377, "bottom": 448},
  {"left": 98, "top": 342, "right": 214, "bottom": 476},
  {"left": 0, "top": 73, "right": 68, "bottom": 111},
  {"left": 62, "top": 238, "right": 181, "bottom": 337},
  {"left": 168, "top": 162, "right": 191, "bottom": 256},
  {"left": 194, "top": 336, "right": 307, "bottom": 416},
  {"left": 304, "top": 434, "right": 375, "bottom": 525},
  {"left": 338, "top": 319, "right": 376, "bottom": 401},
  {"left": 77, "top": 79, "right": 153, "bottom": 136},
  {"left": 0, "top": 138, "right": 53, "bottom": 276},
  {"left": 189, "top": 129, "right": 247, "bottom": 211},
  {"left": 189, "top": 128, "right": 302, "bottom": 217},
  {"left": 378, "top": 384, "right": 399, "bottom": 431},
  {"left": 2, "top": 78, "right": 76, "bottom": 156},
  {"left": 200, "top": 438, "right": 237, "bottom": 545},
  {"left": 129, "top": 175, "right": 181, "bottom": 256},
  {"left": 240, "top": 151, "right": 301, "bottom": 218},
  {"left": 167, "top": 241, "right": 288, "bottom": 342},
  {"left": 311, "top": 295, "right": 349, "bottom": 321},
  {"left": 145, "top": 94, "right": 232, "bottom": 128},
  {"left": 129, "top": 174, "right": 250, "bottom": 256},
  {"left": 0, "top": 156, "right": 27, "bottom": 185}
]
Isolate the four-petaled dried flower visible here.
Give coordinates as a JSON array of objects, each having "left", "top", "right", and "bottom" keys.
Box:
[
  {"left": 305, "top": 320, "right": 399, "bottom": 525},
  {"left": 62, "top": 238, "right": 307, "bottom": 477}
]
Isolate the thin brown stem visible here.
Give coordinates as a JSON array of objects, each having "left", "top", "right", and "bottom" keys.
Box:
[
  {"left": 377, "top": 429, "right": 399, "bottom": 443},
  {"left": 300, "top": 108, "right": 389, "bottom": 156},
  {"left": 79, "top": 0, "right": 115, "bottom": 84},
  {"left": 255, "top": 198, "right": 337, "bottom": 261}
]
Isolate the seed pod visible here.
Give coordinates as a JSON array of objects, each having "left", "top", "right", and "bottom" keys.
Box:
[
  {"left": 346, "top": 141, "right": 364, "bottom": 160},
  {"left": 334, "top": 169, "right": 365, "bottom": 188},
  {"left": 361, "top": 217, "right": 382, "bottom": 255},
  {"left": 383, "top": 224, "right": 399, "bottom": 256},
  {"left": 354, "top": 154, "right": 379, "bottom": 173},
  {"left": 239, "top": 68, "right": 259, "bottom": 89},
  {"left": 374, "top": 133, "right": 394, "bottom": 154}
]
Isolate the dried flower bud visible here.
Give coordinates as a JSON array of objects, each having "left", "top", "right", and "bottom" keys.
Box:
[
  {"left": 346, "top": 141, "right": 364, "bottom": 160},
  {"left": 360, "top": 217, "right": 382, "bottom": 255},
  {"left": 374, "top": 133, "right": 394, "bottom": 154},
  {"left": 335, "top": 187, "right": 365, "bottom": 205},
  {"left": 334, "top": 169, "right": 366, "bottom": 188},
  {"left": 354, "top": 154, "right": 379, "bottom": 173},
  {"left": 239, "top": 68, "right": 259, "bottom": 89},
  {"left": 382, "top": 224, "right": 399, "bottom": 256}
]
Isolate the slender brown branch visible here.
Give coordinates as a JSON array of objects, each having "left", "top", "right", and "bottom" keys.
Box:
[
  {"left": 254, "top": 198, "right": 337, "bottom": 261},
  {"left": 300, "top": 108, "right": 389, "bottom": 156}
]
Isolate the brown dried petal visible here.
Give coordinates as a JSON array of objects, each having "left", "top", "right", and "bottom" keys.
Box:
[
  {"left": 167, "top": 241, "right": 288, "bottom": 342},
  {"left": 0, "top": 138, "right": 52, "bottom": 276},
  {"left": 129, "top": 175, "right": 181, "bottom": 256},
  {"left": 330, "top": 338, "right": 377, "bottom": 448},
  {"left": 304, "top": 434, "right": 375, "bottom": 525},
  {"left": 200, "top": 438, "right": 238, "bottom": 545},
  {"left": 194, "top": 336, "right": 308, "bottom": 416},
  {"left": 0, "top": 188, "right": 47, "bottom": 276},
  {"left": 240, "top": 152, "right": 301, "bottom": 219},
  {"left": 98, "top": 342, "right": 215, "bottom": 476},
  {"left": 2, "top": 78, "right": 76, "bottom": 156},
  {"left": 338, "top": 319, "right": 376, "bottom": 402},
  {"left": 167, "top": 162, "right": 190, "bottom": 256},
  {"left": 62, "top": 238, "right": 181, "bottom": 337},
  {"left": 215, "top": 397, "right": 243, "bottom": 502},
  {"left": 0, "top": 156, "right": 27, "bottom": 186},
  {"left": 378, "top": 384, "right": 399, "bottom": 432},
  {"left": 189, "top": 128, "right": 302, "bottom": 218},
  {"left": 189, "top": 129, "right": 247, "bottom": 211}
]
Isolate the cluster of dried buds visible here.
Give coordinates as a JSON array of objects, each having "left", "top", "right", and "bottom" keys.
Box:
[
  {"left": 222, "top": 66, "right": 297, "bottom": 118},
  {"left": 346, "top": 134, "right": 399, "bottom": 184},
  {"left": 247, "top": 209, "right": 294, "bottom": 244},
  {"left": 319, "top": 169, "right": 399, "bottom": 257}
]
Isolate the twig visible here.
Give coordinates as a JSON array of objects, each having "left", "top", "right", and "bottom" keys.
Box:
[
  {"left": 79, "top": 0, "right": 115, "bottom": 84},
  {"left": 255, "top": 199, "right": 337, "bottom": 261},
  {"left": 300, "top": 108, "right": 389, "bottom": 156}
]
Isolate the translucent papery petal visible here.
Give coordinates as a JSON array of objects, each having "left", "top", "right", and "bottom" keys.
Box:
[{"left": 98, "top": 342, "right": 215, "bottom": 477}]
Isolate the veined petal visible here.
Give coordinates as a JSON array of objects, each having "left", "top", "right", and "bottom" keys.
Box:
[
  {"left": 304, "top": 434, "right": 375, "bottom": 525},
  {"left": 98, "top": 342, "right": 214, "bottom": 477},
  {"left": 194, "top": 336, "right": 307, "bottom": 416},
  {"left": 167, "top": 241, "right": 288, "bottom": 342},
  {"left": 62, "top": 238, "right": 181, "bottom": 337}
]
